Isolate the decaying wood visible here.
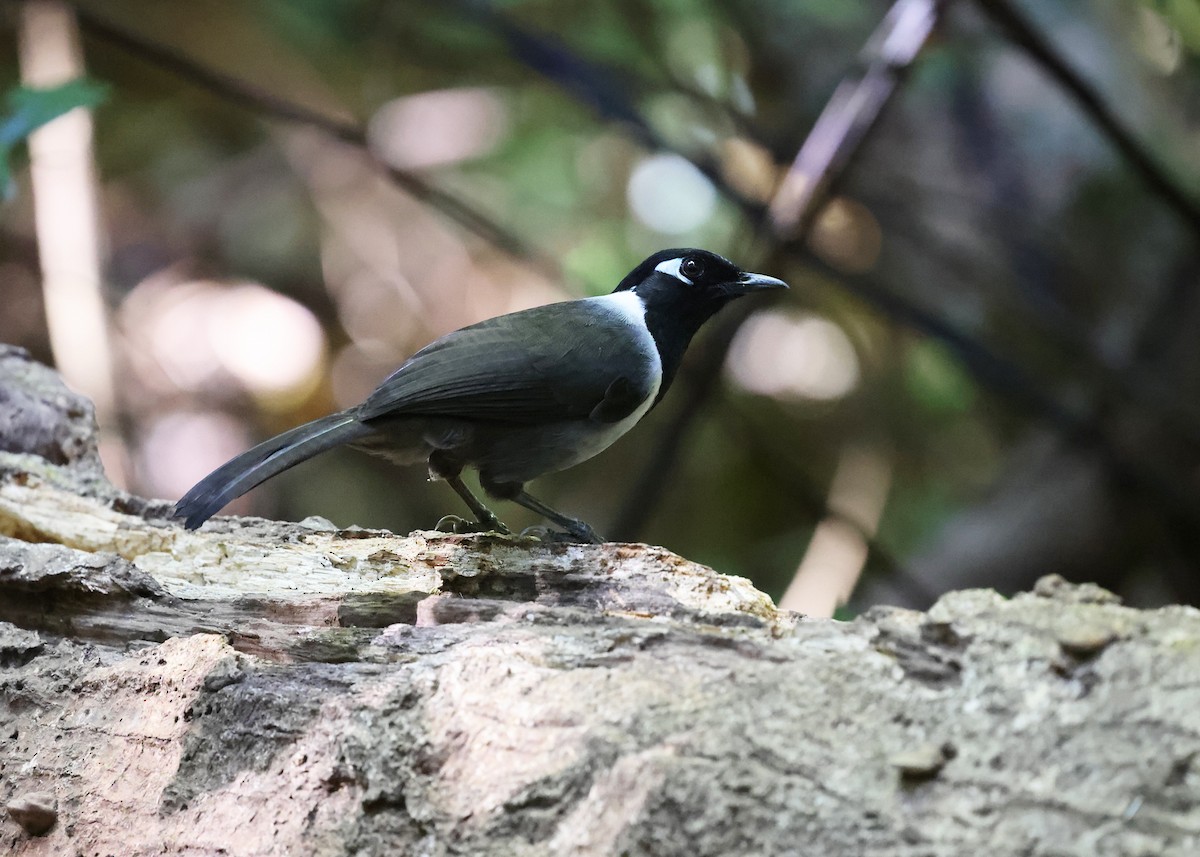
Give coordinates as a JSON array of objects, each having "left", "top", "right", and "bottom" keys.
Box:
[{"left": 2, "top": 343, "right": 1199, "bottom": 856}]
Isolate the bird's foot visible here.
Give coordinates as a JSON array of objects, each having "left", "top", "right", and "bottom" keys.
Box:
[
  {"left": 520, "top": 521, "right": 604, "bottom": 545},
  {"left": 435, "top": 515, "right": 512, "bottom": 536},
  {"left": 566, "top": 520, "right": 604, "bottom": 544},
  {"left": 518, "top": 525, "right": 566, "bottom": 543}
]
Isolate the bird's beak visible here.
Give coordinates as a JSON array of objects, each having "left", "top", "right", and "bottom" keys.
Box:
[{"left": 730, "top": 271, "right": 789, "bottom": 294}]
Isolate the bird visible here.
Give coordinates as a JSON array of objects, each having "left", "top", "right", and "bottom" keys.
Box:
[{"left": 175, "top": 248, "right": 787, "bottom": 542}]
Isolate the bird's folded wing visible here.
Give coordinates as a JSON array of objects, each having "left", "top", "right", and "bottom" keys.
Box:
[{"left": 357, "top": 302, "right": 654, "bottom": 425}]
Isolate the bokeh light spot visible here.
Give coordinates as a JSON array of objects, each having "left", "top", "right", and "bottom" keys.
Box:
[
  {"left": 627, "top": 153, "right": 717, "bottom": 235},
  {"left": 809, "top": 197, "right": 882, "bottom": 274},
  {"left": 1134, "top": 7, "right": 1183, "bottom": 75},
  {"left": 720, "top": 136, "right": 779, "bottom": 203},
  {"left": 727, "top": 310, "right": 860, "bottom": 402},
  {"left": 207, "top": 284, "right": 326, "bottom": 398},
  {"left": 368, "top": 88, "right": 508, "bottom": 170},
  {"left": 122, "top": 275, "right": 326, "bottom": 407},
  {"left": 140, "top": 409, "right": 251, "bottom": 500}
]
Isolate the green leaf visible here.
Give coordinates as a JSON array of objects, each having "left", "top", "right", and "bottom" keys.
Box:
[{"left": 0, "top": 79, "right": 109, "bottom": 198}]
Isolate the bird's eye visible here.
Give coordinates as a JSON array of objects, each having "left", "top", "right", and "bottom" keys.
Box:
[{"left": 680, "top": 257, "right": 703, "bottom": 280}]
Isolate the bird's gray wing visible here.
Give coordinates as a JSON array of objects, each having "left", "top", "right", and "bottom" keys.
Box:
[{"left": 357, "top": 301, "right": 655, "bottom": 426}]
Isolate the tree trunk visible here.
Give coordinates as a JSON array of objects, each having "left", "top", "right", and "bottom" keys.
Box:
[{"left": 1, "top": 344, "right": 1198, "bottom": 856}]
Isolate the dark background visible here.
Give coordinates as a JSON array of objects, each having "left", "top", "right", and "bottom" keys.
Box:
[{"left": 2, "top": 0, "right": 1198, "bottom": 613}]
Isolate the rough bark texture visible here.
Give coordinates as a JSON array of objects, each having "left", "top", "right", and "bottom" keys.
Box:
[{"left": 1, "top": 343, "right": 1199, "bottom": 856}]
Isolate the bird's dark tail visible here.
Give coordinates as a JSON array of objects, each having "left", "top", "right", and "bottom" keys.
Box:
[{"left": 174, "top": 411, "right": 371, "bottom": 529}]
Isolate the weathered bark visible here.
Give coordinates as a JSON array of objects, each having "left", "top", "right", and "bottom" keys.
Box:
[{"left": 1, "top": 343, "right": 1199, "bottom": 856}]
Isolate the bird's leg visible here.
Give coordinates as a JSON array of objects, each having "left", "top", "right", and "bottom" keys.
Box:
[
  {"left": 429, "top": 453, "right": 511, "bottom": 535},
  {"left": 481, "top": 476, "right": 603, "bottom": 544},
  {"left": 440, "top": 474, "right": 511, "bottom": 535},
  {"left": 512, "top": 490, "right": 604, "bottom": 544}
]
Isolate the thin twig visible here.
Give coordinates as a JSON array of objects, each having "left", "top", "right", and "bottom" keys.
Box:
[
  {"left": 770, "top": 0, "right": 945, "bottom": 237},
  {"left": 459, "top": 2, "right": 771, "bottom": 228},
  {"left": 64, "top": 2, "right": 564, "bottom": 281},
  {"left": 974, "top": 0, "right": 1200, "bottom": 241},
  {"left": 974, "top": 0, "right": 1200, "bottom": 385}
]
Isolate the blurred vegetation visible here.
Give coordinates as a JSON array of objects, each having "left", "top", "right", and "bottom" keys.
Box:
[{"left": 1, "top": 0, "right": 1198, "bottom": 611}]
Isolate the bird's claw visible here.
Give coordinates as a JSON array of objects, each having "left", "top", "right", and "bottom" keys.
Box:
[
  {"left": 568, "top": 522, "right": 604, "bottom": 544},
  {"left": 519, "top": 522, "right": 604, "bottom": 544},
  {"left": 435, "top": 515, "right": 512, "bottom": 536}
]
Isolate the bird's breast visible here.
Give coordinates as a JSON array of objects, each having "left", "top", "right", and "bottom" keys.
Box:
[{"left": 473, "top": 399, "right": 657, "bottom": 484}]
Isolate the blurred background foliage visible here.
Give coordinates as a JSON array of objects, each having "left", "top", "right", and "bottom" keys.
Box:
[{"left": 1, "top": 0, "right": 1198, "bottom": 614}]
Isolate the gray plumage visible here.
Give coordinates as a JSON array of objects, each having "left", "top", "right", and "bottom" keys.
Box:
[{"left": 175, "top": 248, "right": 786, "bottom": 541}]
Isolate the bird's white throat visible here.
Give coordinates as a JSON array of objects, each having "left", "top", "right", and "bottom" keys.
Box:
[
  {"left": 588, "top": 290, "right": 662, "bottom": 384},
  {"left": 593, "top": 289, "right": 651, "bottom": 330}
]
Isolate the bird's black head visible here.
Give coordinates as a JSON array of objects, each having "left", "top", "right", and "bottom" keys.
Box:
[
  {"left": 613, "top": 248, "right": 788, "bottom": 402},
  {"left": 615, "top": 248, "right": 787, "bottom": 312}
]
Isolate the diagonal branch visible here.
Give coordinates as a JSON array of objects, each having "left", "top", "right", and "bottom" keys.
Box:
[
  {"left": 472, "top": 1, "right": 769, "bottom": 225},
  {"left": 974, "top": 0, "right": 1200, "bottom": 241},
  {"left": 769, "top": 0, "right": 946, "bottom": 237},
  {"left": 63, "top": 2, "right": 564, "bottom": 280}
]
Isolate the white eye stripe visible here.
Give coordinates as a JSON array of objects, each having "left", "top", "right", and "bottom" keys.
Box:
[{"left": 654, "top": 257, "right": 693, "bottom": 285}]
